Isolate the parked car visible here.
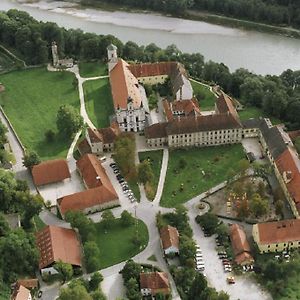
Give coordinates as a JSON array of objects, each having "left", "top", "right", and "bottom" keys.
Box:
[
  {"left": 227, "top": 276, "right": 235, "bottom": 284},
  {"left": 109, "top": 163, "right": 116, "bottom": 167}
]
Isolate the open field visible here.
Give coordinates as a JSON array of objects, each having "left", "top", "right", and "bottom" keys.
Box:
[
  {"left": 79, "top": 61, "right": 108, "bottom": 78},
  {"left": 0, "top": 68, "right": 80, "bottom": 160},
  {"left": 139, "top": 150, "right": 163, "bottom": 200},
  {"left": 160, "top": 144, "right": 245, "bottom": 207},
  {"left": 91, "top": 218, "right": 148, "bottom": 269},
  {"left": 83, "top": 79, "right": 114, "bottom": 128},
  {"left": 190, "top": 80, "right": 217, "bottom": 110},
  {"left": 238, "top": 106, "right": 281, "bottom": 125}
]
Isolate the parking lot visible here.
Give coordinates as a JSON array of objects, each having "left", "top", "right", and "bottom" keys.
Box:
[{"left": 188, "top": 208, "right": 272, "bottom": 300}]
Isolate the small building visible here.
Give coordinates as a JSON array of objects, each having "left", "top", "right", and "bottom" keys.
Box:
[
  {"left": 160, "top": 225, "right": 179, "bottom": 255},
  {"left": 10, "top": 283, "right": 32, "bottom": 300},
  {"left": 32, "top": 159, "right": 70, "bottom": 186},
  {"left": 230, "top": 224, "right": 254, "bottom": 266},
  {"left": 140, "top": 272, "right": 170, "bottom": 298},
  {"left": 253, "top": 219, "right": 300, "bottom": 253},
  {"left": 51, "top": 41, "right": 73, "bottom": 68},
  {"left": 36, "top": 225, "right": 82, "bottom": 274}
]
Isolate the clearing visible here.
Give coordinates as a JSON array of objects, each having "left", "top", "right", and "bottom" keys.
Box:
[
  {"left": 238, "top": 106, "right": 281, "bottom": 125},
  {"left": 190, "top": 80, "right": 217, "bottom": 110},
  {"left": 160, "top": 144, "right": 245, "bottom": 207},
  {"left": 83, "top": 79, "right": 114, "bottom": 128},
  {"left": 79, "top": 61, "right": 108, "bottom": 78},
  {"left": 0, "top": 68, "right": 80, "bottom": 160}
]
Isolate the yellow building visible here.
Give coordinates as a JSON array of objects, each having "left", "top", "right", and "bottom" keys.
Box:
[{"left": 253, "top": 219, "right": 300, "bottom": 253}]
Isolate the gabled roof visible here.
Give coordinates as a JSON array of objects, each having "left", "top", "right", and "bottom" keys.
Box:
[
  {"left": 109, "top": 59, "right": 142, "bottom": 110},
  {"left": 230, "top": 224, "right": 251, "bottom": 254},
  {"left": 144, "top": 122, "right": 168, "bottom": 139},
  {"left": 107, "top": 44, "right": 117, "bottom": 51},
  {"left": 11, "top": 283, "right": 31, "bottom": 300},
  {"left": 36, "top": 225, "right": 81, "bottom": 269},
  {"left": 57, "top": 186, "right": 118, "bottom": 216},
  {"left": 160, "top": 225, "right": 179, "bottom": 250},
  {"left": 128, "top": 62, "right": 176, "bottom": 78},
  {"left": 140, "top": 272, "right": 170, "bottom": 295},
  {"left": 76, "top": 154, "right": 116, "bottom": 193},
  {"left": 16, "top": 279, "right": 38, "bottom": 289},
  {"left": 275, "top": 147, "right": 300, "bottom": 213},
  {"left": 216, "top": 92, "right": 241, "bottom": 125},
  {"left": 32, "top": 159, "right": 70, "bottom": 186},
  {"left": 255, "top": 219, "right": 300, "bottom": 245}
]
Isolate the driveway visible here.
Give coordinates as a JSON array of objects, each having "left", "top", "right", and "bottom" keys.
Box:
[{"left": 186, "top": 206, "right": 272, "bottom": 300}]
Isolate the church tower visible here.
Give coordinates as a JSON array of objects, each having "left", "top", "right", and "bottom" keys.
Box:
[
  {"left": 107, "top": 44, "right": 118, "bottom": 72},
  {"left": 51, "top": 41, "right": 59, "bottom": 67}
]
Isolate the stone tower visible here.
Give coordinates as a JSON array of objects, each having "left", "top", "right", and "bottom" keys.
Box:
[
  {"left": 107, "top": 44, "right": 118, "bottom": 72},
  {"left": 51, "top": 41, "right": 59, "bottom": 67}
]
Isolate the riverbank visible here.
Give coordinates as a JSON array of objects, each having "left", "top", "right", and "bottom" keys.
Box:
[{"left": 64, "top": 0, "right": 300, "bottom": 39}]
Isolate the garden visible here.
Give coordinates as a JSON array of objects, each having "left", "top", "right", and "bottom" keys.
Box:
[
  {"left": 160, "top": 144, "right": 245, "bottom": 207},
  {"left": 79, "top": 61, "right": 107, "bottom": 78},
  {"left": 0, "top": 68, "right": 80, "bottom": 160},
  {"left": 83, "top": 79, "right": 114, "bottom": 128},
  {"left": 190, "top": 80, "right": 217, "bottom": 110}
]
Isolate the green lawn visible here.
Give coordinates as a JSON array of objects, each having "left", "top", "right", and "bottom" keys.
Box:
[
  {"left": 79, "top": 61, "right": 108, "bottom": 78},
  {"left": 0, "top": 68, "right": 80, "bottom": 160},
  {"left": 128, "top": 179, "right": 141, "bottom": 202},
  {"left": 139, "top": 150, "right": 163, "bottom": 200},
  {"left": 238, "top": 106, "right": 281, "bottom": 125},
  {"left": 83, "top": 79, "right": 114, "bottom": 128},
  {"left": 91, "top": 218, "right": 148, "bottom": 269},
  {"left": 190, "top": 80, "right": 217, "bottom": 110},
  {"left": 160, "top": 144, "right": 245, "bottom": 207},
  {"left": 0, "top": 51, "right": 16, "bottom": 72}
]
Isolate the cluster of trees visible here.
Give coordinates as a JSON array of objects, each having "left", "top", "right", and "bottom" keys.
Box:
[
  {"left": 0, "top": 213, "right": 39, "bottom": 286},
  {"left": 0, "top": 122, "right": 10, "bottom": 166},
  {"left": 58, "top": 272, "right": 106, "bottom": 300},
  {"left": 1, "top": 10, "right": 300, "bottom": 130},
  {"left": 120, "top": 259, "right": 142, "bottom": 300},
  {"left": 137, "top": 159, "right": 155, "bottom": 199}
]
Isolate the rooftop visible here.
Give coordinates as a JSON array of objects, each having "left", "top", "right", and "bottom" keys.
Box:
[
  {"left": 11, "top": 284, "right": 31, "bottom": 300},
  {"left": 230, "top": 224, "right": 252, "bottom": 259},
  {"left": 160, "top": 225, "right": 179, "bottom": 251},
  {"left": 140, "top": 272, "right": 170, "bottom": 295}
]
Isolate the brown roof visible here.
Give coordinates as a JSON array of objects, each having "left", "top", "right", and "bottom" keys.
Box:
[
  {"left": 87, "top": 128, "right": 102, "bottom": 143},
  {"left": 11, "top": 284, "right": 31, "bottom": 300},
  {"left": 76, "top": 154, "right": 116, "bottom": 193},
  {"left": 78, "top": 138, "right": 92, "bottom": 155},
  {"left": 140, "top": 272, "right": 170, "bottom": 296},
  {"left": 288, "top": 130, "right": 300, "bottom": 141},
  {"left": 36, "top": 225, "right": 81, "bottom": 269},
  {"left": 16, "top": 279, "right": 38, "bottom": 289},
  {"left": 256, "top": 219, "right": 300, "bottom": 245},
  {"left": 144, "top": 122, "right": 168, "bottom": 139},
  {"left": 160, "top": 225, "right": 179, "bottom": 251},
  {"left": 32, "top": 159, "right": 70, "bottom": 186},
  {"left": 109, "top": 59, "right": 142, "bottom": 110},
  {"left": 128, "top": 62, "right": 176, "bottom": 78},
  {"left": 57, "top": 186, "right": 118, "bottom": 216},
  {"left": 230, "top": 224, "right": 253, "bottom": 264},
  {"left": 235, "top": 252, "right": 254, "bottom": 265},
  {"left": 216, "top": 92, "right": 241, "bottom": 125},
  {"left": 275, "top": 148, "right": 300, "bottom": 213}
]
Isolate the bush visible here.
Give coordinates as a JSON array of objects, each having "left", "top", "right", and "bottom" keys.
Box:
[{"left": 45, "top": 129, "right": 55, "bottom": 142}]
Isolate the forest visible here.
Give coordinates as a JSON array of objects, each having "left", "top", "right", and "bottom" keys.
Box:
[
  {"left": 81, "top": 0, "right": 300, "bottom": 29},
  {"left": 0, "top": 9, "right": 299, "bottom": 130}
]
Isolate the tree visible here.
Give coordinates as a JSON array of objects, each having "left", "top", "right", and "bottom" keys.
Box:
[
  {"left": 89, "top": 272, "right": 103, "bottom": 291},
  {"left": 120, "top": 210, "right": 134, "bottom": 227},
  {"left": 58, "top": 281, "right": 92, "bottom": 300},
  {"left": 22, "top": 150, "right": 41, "bottom": 169},
  {"left": 215, "top": 224, "right": 229, "bottom": 244},
  {"left": 83, "top": 241, "right": 100, "bottom": 272},
  {"left": 45, "top": 129, "right": 55, "bottom": 142},
  {"left": 121, "top": 259, "right": 141, "bottom": 283},
  {"left": 195, "top": 212, "right": 219, "bottom": 235},
  {"left": 0, "top": 122, "right": 7, "bottom": 145},
  {"left": 56, "top": 104, "right": 83, "bottom": 138},
  {"left": 249, "top": 193, "right": 268, "bottom": 217},
  {"left": 0, "top": 213, "right": 10, "bottom": 237},
  {"left": 101, "top": 210, "right": 115, "bottom": 231},
  {"left": 137, "top": 160, "right": 154, "bottom": 185},
  {"left": 188, "top": 273, "right": 207, "bottom": 300},
  {"left": 179, "top": 235, "right": 196, "bottom": 266},
  {"left": 91, "top": 290, "right": 107, "bottom": 300},
  {"left": 275, "top": 199, "right": 284, "bottom": 216},
  {"left": 126, "top": 277, "right": 141, "bottom": 300},
  {"left": 54, "top": 261, "right": 74, "bottom": 283}
]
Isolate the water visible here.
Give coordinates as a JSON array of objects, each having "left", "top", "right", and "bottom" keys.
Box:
[{"left": 1, "top": 0, "right": 300, "bottom": 75}]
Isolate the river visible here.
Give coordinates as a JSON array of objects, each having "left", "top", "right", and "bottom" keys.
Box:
[{"left": 1, "top": 0, "right": 300, "bottom": 75}]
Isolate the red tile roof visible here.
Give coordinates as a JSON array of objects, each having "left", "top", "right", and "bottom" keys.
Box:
[
  {"left": 109, "top": 59, "right": 142, "bottom": 110},
  {"left": 275, "top": 147, "right": 300, "bottom": 213},
  {"left": 256, "top": 219, "right": 300, "bottom": 245},
  {"left": 216, "top": 92, "right": 241, "bottom": 125},
  {"left": 78, "top": 138, "right": 92, "bottom": 155},
  {"left": 11, "top": 283, "right": 31, "bottom": 300},
  {"left": 230, "top": 224, "right": 253, "bottom": 265},
  {"left": 16, "top": 279, "right": 38, "bottom": 289},
  {"left": 57, "top": 186, "right": 118, "bottom": 216},
  {"left": 160, "top": 225, "right": 179, "bottom": 251},
  {"left": 36, "top": 225, "right": 81, "bottom": 269},
  {"left": 140, "top": 272, "right": 170, "bottom": 296},
  {"left": 128, "top": 62, "right": 176, "bottom": 78},
  {"left": 76, "top": 154, "right": 116, "bottom": 194},
  {"left": 144, "top": 122, "right": 168, "bottom": 139},
  {"left": 32, "top": 159, "right": 70, "bottom": 186}
]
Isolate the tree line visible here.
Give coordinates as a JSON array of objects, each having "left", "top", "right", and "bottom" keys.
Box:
[{"left": 0, "top": 9, "right": 300, "bottom": 130}]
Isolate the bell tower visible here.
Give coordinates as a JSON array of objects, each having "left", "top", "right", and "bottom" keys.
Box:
[
  {"left": 107, "top": 44, "right": 118, "bottom": 72},
  {"left": 51, "top": 41, "right": 59, "bottom": 67}
]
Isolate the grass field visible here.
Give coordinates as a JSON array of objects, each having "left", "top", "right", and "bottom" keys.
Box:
[
  {"left": 91, "top": 218, "right": 148, "bottom": 269},
  {"left": 79, "top": 61, "right": 108, "bottom": 78},
  {"left": 139, "top": 150, "right": 163, "bottom": 200},
  {"left": 160, "top": 144, "right": 245, "bottom": 207},
  {"left": 190, "top": 80, "right": 217, "bottom": 110},
  {"left": 238, "top": 106, "right": 281, "bottom": 125},
  {"left": 0, "top": 68, "right": 80, "bottom": 160},
  {"left": 0, "top": 51, "right": 16, "bottom": 73},
  {"left": 83, "top": 79, "right": 114, "bottom": 128}
]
